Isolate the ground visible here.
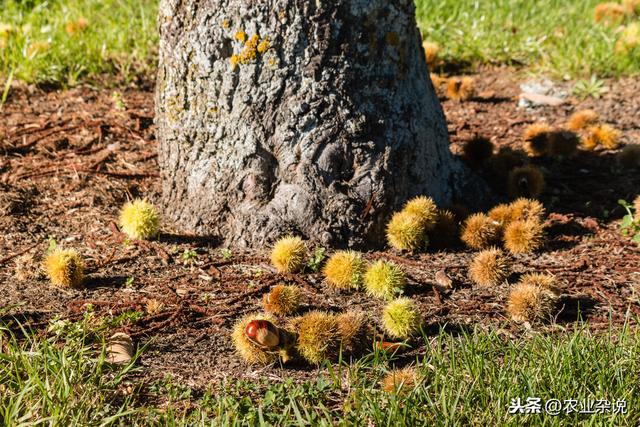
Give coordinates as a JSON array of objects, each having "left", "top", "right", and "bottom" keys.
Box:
[
  {"left": 2, "top": 67, "right": 639, "bottom": 391},
  {"left": 1, "top": 0, "right": 640, "bottom": 423}
]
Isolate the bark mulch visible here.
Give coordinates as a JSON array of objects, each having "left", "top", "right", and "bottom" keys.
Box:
[{"left": 1, "top": 68, "right": 639, "bottom": 387}]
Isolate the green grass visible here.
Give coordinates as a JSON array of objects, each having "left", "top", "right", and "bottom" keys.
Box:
[
  {"left": 0, "top": 0, "right": 638, "bottom": 86},
  {"left": 0, "top": 0, "right": 157, "bottom": 86},
  {"left": 416, "top": 0, "right": 640, "bottom": 77},
  {"left": 2, "top": 317, "right": 638, "bottom": 425},
  {"left": 0, "top": 320, "right": 140, "bottom": 425}
]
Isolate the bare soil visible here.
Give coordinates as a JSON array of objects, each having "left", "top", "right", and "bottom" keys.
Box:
[{"left": 1, "top": 68, "right": 639, "bottom": 389}]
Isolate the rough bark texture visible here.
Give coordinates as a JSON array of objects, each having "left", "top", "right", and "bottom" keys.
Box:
[{"left": 156, "top": 0, "right": 487, "bottom": 248}]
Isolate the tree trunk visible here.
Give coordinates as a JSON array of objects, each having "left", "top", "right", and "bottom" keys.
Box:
[{"left": 156, "top": 0, "right": 486, "bottom": 248}]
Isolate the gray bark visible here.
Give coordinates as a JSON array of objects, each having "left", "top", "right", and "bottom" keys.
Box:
[{"left": 156, "top": 0, "right": 486, "bottom": 248}]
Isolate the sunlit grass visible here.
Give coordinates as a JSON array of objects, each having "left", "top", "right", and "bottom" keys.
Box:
[
  {"left": 416, "top": 0, "right": 640, "bottom": 77},
  {"left": 0, "top": 0, "right": 638, "bottom": 86},
  {"left": 0, "top": 0, "right": 157, "bottom": 86},
  {"left": 0, "top": 319, "right": 140, "bottom": 425},
  {"left": 161, "top": 324, "right": 640, "bottom": 425},
  {"left": 2, "top": 317, "right": 639, "bottom": 424}
]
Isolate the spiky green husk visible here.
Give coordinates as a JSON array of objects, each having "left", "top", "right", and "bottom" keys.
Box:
[
  {"left": 119, "top": 199, "right": 160, "bottom": 240},
  {"left": 616, "top": 21, "right": 640, "bottom": 52},
  {"left": 548, "top": 130, "right": 579, "bottom": 158},
  {"left": 381, "top": 367, "right": 419, "bottom": 394},
  {"left": 504, "top": 219, "right": 544, "bottom": 254},
  {"left": 271, "top": 236, "right": 306, "bottom": 273},
  {"left": 509, "top": 198, "right": 546, "bottom": 223},
  {"left": 364, "top": 260, "right": 406, "bottom": 300},
  {"left": 403, "top": 196, "right": 438, "bottom": 230},
  {"left": 263, "top": 284, "right": 301, "bottom": 315},
  {"left": 460, "top": 213, "right": 501, "bottom": 250},
  {"left": 594, "top": 3, "right": 626, "bottom": 24},
  {"left": 447, "top": 76, "right": 475, "bottom": 101},
  {"left": 488, "top": 204, "right": 514, "bottom": 232},
  {"left": 423, "top": 41, "right": 440, "bottom": 67},
  {"left": 487, "top": 147, "right": 527, "bottom": 182},
  {"left": 488, "top": 199, "right": 545, "bottom": 238},
  {"left": 507, "top": 165, "right": 545, "bottom": 198},
  {"left": 382, "top": 298, "right": 422, "bottom": 339},
  {"left": 585, "top": 124, "right": 621, "bottom": 150},
  {"left": 323, "top": 251, "right": 365, "bottom": 290},
  {"left": 291, "top": 310, "right": 371, "bottom": 365},
  {"left": 44, "top": 248, "right": 84, "bottom": 288},
  {"left": 507, "top": 283, "right": 558, "bottom": 323},
  {"left": 335, "top": 311, "right": 372, "bottom": 355},
  {"left": 468, "top": 247, "right": 510, "bottom": 287},
  {"left": 231, "top": 313, "right": 279, "bottom": 365},
  {"left": 623, "top": 0, "right": 640, "bottom": 15},
  {"left": 292, "top": 311, "right": 338, "bottom": 365},
  {"left": 523, "top": 123, "right": 552, "bottom": 157},
  {"left": 386, "top": 211, "right": 426, "bottom": 252},
  {"left": 429, "top": 209, "right": 458, "bottom": 249},
  {"left": 567, "top": 109, "right": 600, "bottom": 131},
  {"left": 462, "top": 136, "right": 494, "bottom": 168},
  {"left": 519, "top": 273, "right": 559, "bottom": 293},
  {"left": 618, "top": 144, "right": 640, "bottom": 169}
]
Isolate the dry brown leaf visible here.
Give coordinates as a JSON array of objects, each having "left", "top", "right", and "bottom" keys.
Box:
[{"left": 106, "top": 332, "right": 134, "bottom": 365}]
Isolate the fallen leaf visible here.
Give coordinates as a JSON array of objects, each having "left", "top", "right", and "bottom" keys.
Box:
[
  {"left": 581, "top": 217, "right": 600, "bottom": 232},
  {"left": 435, "top": 269, "right": 453, "bottom": 289},
  {"left": 519, "top": 92, "right": 565, "bottom": 106},
  {"left": 106, "top": 333, "right": 134, "bottom": 365}
]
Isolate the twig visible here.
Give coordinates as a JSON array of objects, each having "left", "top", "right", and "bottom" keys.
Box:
[
  {"left": 0, "top": 241, "right": 40, "bottom": 266},
  {"left": 431, "top": 285, "right": 443, "bottom": 305},
  {"left": 129, "top": 305, "right": 185, "bottom": 338},
  {"left": 361, "top": 192, "right": 376, "bottom": 219},
  {"left": 76, "top": 168, "right": 158, "bottom": 178},
  {"left": 6, "top": 125, "right": 81, "bottom": 153}
]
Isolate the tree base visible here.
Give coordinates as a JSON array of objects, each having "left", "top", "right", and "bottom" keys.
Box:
[{"left": 156, "top": 0, "right": 491, "bottom": 248}]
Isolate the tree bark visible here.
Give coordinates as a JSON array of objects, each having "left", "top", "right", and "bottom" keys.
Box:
[{"left": 156, "top": 0, "right": 487, "bottom": 248}]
